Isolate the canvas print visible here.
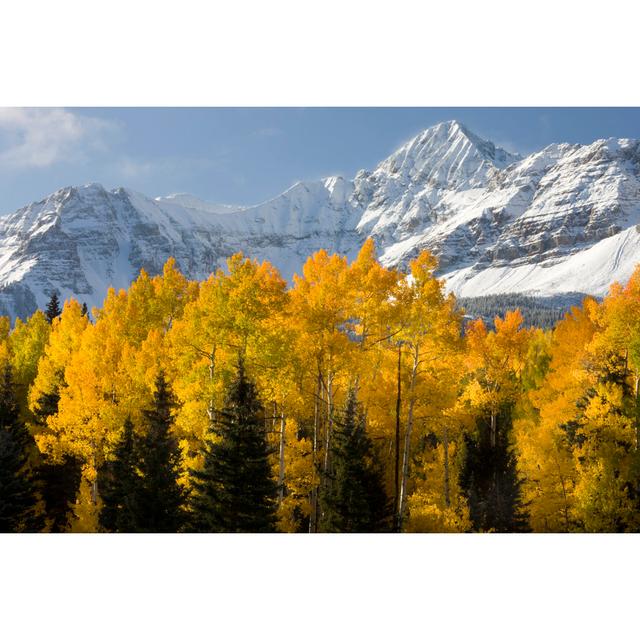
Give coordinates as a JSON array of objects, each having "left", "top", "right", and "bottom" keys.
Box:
[{"left": 1, "top": 107, "right": 639, "bottom": 533}]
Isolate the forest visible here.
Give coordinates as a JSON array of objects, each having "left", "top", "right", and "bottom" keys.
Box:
[
  {"left": 1, "top": 237, "right": 640, "bottom": 533},
  {"left": 458, "top": 293, "right": 582, "bottom": 330}
]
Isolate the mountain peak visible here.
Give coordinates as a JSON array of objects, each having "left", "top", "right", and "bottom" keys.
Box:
[
  {"left": 421, "top": 119, "right": 470, "bottom": 139},
  {"left": 370, "top": 120, "right": 519, "bottom": 193},
  {"left": 416, "top": 120, "right": 520, "bottom": 167}
]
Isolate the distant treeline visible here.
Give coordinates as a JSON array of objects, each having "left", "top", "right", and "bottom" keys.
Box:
[{"left": 458, "top": 292, "right": 597, "bottom": 329}]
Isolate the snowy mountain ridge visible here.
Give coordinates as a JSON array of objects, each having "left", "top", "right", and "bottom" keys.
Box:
[{"left": 1, "top": 120, "right": 640, "bottom": 320}]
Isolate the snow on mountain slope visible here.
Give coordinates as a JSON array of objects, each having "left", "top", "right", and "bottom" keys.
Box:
[
  {"left": 155, "top": 193, "right": 245, "bottom": 215},
  {"left": 1, "top": 120, "right": 639, "bottom": 320},
  {"left": 0, "top": 177, "right": 362, "bottom": 319}
]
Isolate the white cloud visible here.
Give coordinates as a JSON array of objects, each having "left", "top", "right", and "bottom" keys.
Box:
[{"left": 0, "top": 108, "right": 119, "bottom": 169}]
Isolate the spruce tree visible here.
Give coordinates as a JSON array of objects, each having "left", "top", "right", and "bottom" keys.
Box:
[
  {"left": 98, "top": 417, "right": 139, "bottom": 532},
  {"left": 319, "top": 389, "right": 390, "bottom": 533},
  {"left": 45, "top": 292, "right": 61, "bottom": 324},
  {"left": 38, "top": 455, "right": 82, "bottom": 532},
  {"left": 81, "top": 302, "right": 89, "bottom": 318},
  {"left": 460, "top": 406, "right": 529, "bottom": 532},
  {"left": 189, "top": 359, "right": 278, "bottom": 533},
  {"left": 133, "top": 372, "right": 187, "bottom": 532},
  {"left": 0, "top": 364, "right": 41, "bottom": 532},
  {"left": 33, "top": 386, "right": 82, "bottom": 532}
]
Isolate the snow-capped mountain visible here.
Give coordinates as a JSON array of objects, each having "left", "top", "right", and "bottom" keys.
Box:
[{"left": 1, "top": 120, "right": 640, "bottom": 320}]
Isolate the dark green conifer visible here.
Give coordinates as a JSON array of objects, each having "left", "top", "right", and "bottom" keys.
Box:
[
  {"left": 319, "top": 389, "right": 390, "bottom": 533},
  {"left": 133, "top": 372, "right": 187, "bottom": 532},
  {"left": 98, "top": 417, "right": 139, "bottom": 532},
  {"left": 190, "top": 359, "right": 278, "bottom": 532},
  {"left": 45, "top": 292, "right": 61, "bottom": 324},
  {"left": 37, "top": 455, "right": 82, "bottom": 532},
  {"left": 460, "top": 406, "right": 529, "bottom": 532},
  {"left": 0, "top": 364, "right": 41, "bottom": 532},
  {"left": 32, "top": 385, "right": 81, "bottom": 532}
]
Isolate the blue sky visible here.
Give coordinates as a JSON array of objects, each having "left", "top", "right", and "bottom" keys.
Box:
[{"left": 0, "top": 107, "right": 639, "bottom": 213}]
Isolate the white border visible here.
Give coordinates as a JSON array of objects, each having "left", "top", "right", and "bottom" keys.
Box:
[
  {"left": 1, "top": 1, "right": 639, "bottom": 106},
  {"left": 1, "top": 533, "right": 638, "bottom": 639},
  {"left": 1, "top": 1, "right": 639, "bottom": 637}
]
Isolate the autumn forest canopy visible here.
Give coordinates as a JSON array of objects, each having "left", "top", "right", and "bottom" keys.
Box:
[{"left": 2, "top": 238, "right": 640, "bottom": 533}]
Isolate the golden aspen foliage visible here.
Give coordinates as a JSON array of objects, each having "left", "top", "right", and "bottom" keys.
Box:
[
  {"left": 464, "top": 309, "right": 531, "bottom": 417},
  {"left": 3, "top": 245, "right": 640, "bottom": 533},
  {"left": 8, "top": 310, "right": 51, "bottom": 410},
  {"left": 169, "top": 254, "right": 289, "bottom": 443},
  {"left": 343, "top": 239, "right": 402, "bottom": 438},
  {"left": 405, "top": 402, "right": 472, "bottom": 533},
  {"left": 275, "top": 417, "right": 314, "bottom": 532},
  {"left": 36, "top": 262, "right": 195, "bottom": 529},
  {"left": 287, "top": 249, "right": 355, "bottom": 523},
  {"left": 521, "top": 295, "right": 640, "bottom": 532},
  {"left": 513, "top": 328, "right": 575, "bottom": 531},
  {"left": 0, "top": 316, "right": 11, "bottom": 343},
  {"left": 518, "top": 305, "right": 598, "bottom": 532},
  {"left": 29, "top": 300, "right": 89, "bottom": 419},
  {"left": 571, "top": 382, "right": 639, "bottom": 531},
  {"left": 289, "top": 248, "right": 353, "bottom": 397},
  {"left": 69, "top": 478, "right": 102, "bottom": 533},
  {"left": 392, "top": 251, "right": 464, "bottom": 526}
]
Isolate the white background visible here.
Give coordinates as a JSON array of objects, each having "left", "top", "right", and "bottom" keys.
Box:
[{"left": 1, "top": 1, "right": 639, "bottom": 638}]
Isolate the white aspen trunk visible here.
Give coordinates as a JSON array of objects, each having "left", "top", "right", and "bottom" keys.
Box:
[
  {"left": 490, "top": 409, "right": 497, "bottom": 448},
  {"left": 394, "top": 343, "right": 402, "bottom": 532},
  {"left": 309, "top": 371, "right": 321, "bottom": 533},
  {"left": 278, "top": 411, "right": 286, "bottom": 504},
  {"left": 559, "top": 474, "right": 570, "bottom": 531},
  {"left": 91, "top": 445, "right": 98, "bottom": 505},
  {"left": 398, "top": 344, "right": 419, "bottom": 528},
  {"left": 443, "top": 425, "right": 450, "bottom": 508},
  {"left": 323, "top": 371, "right": 334, "bottom": 477},
  {"left": 206, "top": 345, "right": 217, "bottom": 425},
  {"left": 635, "top": 373, "right": 639, "bottom": 450}
]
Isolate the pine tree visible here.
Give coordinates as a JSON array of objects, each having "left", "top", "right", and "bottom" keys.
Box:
[
  {"left": 460, "top": 406, "right": 529, "bottom": 532},
  {"left": 319, "top": 389, "right": 390, "bottom": 532},
  {"left": 33, "top": 387, "right": 82, "bottom": 532},
  {"left": 189, "top": 359, "right": 278, "bottom": 532},
  {"left": 81, "top": 302, "right": 89, "bottom": 318},
  {"left": 98, "top": 417, "right": 139, "bottom": 532},
  {"left": 133, "top": 372, "right": 187, "bottom": 532},
  {"left": 45, "top": 292, "right": 61, "bottom": 324},
  {"left": 0, "top": 364, "right": 41, "bottom": 532}
]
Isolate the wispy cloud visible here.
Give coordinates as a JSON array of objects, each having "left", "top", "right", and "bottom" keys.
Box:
[{"left": 0, "top": 108, "right": 119, "bottom": 169}]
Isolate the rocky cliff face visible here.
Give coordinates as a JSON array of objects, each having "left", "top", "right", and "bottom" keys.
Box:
[{"left": 1, "top": 120, "right": 639, "bottom": 320}]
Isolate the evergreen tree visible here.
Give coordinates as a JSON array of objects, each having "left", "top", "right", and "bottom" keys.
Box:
[
  {"left": 81, "top": 302, "right": 89, "bottom": 318},
  {"left": 0, "top": 364, "right": 41, "bottom": 532},
  {"left": 33, "top": 386, "right": 82, "bottom": 532},
  {"left": 45, "top": 292, "right": 61, "bottom": 324},
  {"left": 460, "top": 406, "right": 529, "bottom": 532},
  {"left": 189, "top": 359, "right": 278, "bottom": 533},
  {"left": 319, "top": 389, "right": 390, "bottom": 532},
  {"left": 98, "top": 417, "right": 139, "bottom": 532},
  {"left": 133, "top": 372, "right": 187, "bottom": 532},
  {"left": 37, "top": 456, "right": 82, "bottom": 532}
]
